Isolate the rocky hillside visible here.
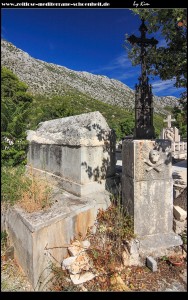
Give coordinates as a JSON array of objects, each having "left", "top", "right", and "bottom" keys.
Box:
[{"left": 1, "top": 39, "right": 179, "bottom": 113}]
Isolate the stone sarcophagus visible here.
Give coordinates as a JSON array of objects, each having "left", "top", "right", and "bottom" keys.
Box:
[{"left": 26, "top": 111, "right": 116, "bottom": 197}]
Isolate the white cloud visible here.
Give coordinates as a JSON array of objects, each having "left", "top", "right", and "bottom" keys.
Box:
[
  {"left": 151, "top": 78, "right": 184, "bottom": 96},
  {"left": 90, "top": 52, "right": 140, "bottom": 79}
]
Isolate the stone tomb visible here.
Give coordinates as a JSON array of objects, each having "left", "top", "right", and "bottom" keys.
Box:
[
  {"left": 3, "top": 111, "right": 116, "bottom": 290},
  {"left": 26, "top": 111, "right": 116, "bottom": 196},
  {"left": 122, "top": 139, "right": 182, "bottom": 257}
]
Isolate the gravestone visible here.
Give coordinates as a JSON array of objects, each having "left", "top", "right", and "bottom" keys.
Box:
[
  {"left": 26, "top": 111, "right": 116, "bottom": 197},
  {"left": 122, "top": 139, "right": 182, "bottom": 256},
  {"left": 123, "top": 21, "right": 182, "bottom": 258},
  {"left": 160, "top": 115, "right": 180, "bottom": 143},
  {"left": 4, "top": 111, "right": 116, "bottom": 289}
]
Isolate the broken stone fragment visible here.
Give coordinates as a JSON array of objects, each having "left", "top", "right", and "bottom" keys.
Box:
[
  {"left": 173, "top": 205, "right": 187, "bottom": 222},
  {"left": 70, "top": 272, "right": 95, "bottom": 285},
  {"left": 81, "top": 240, "right": 90, "bottom": 249},
  {"left": 68, "top": 240, "right": 91, "bottom": 256},
  {"left": 146, "top": 256, "right": 157, "bottom": 272},
  {"left": 62, "top": 252, "right": 91, "bottom": 274},
  {"left": 173, "top": 219, "right": 187, "bottom": 234},
  {"left": 68, "top": 240, "right": 84, "bottom": 256},
  {"left": 62, "top": 256, "right": 76, "bottom": 270}
]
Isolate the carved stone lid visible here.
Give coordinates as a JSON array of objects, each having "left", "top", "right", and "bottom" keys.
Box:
[{"left": 27, "top": 111, "right": 112, "bottom": 146}]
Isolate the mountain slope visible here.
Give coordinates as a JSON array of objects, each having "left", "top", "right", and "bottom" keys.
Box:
[{"left": 1, "top": 39, "right": 179, "bottom": 114}]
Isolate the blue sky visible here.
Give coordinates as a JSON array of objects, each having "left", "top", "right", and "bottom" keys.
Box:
[{"left": 1, "top": 8, "right": 185, "bottom": 97}]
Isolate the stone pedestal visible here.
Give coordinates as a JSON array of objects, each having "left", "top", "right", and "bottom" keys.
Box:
[{"left": 122, "top": 139, "right": 182, "bottom": 257}]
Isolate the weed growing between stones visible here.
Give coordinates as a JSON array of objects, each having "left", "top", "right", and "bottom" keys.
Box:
[
  {"left": 1, "top": 165, "right": 52, "bottom": 213},
  {"left": 49, "top": 196, "right": 136, "bottom": 291}
]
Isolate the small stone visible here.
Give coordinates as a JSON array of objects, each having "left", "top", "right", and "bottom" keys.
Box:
[
  {"left": 68, "top": 240, "right": 83, "bottom": 256},
  {"left": 70, "top": 253, "right": 91, "bottom": 274},
  {"left": 173, "top": 205, "right": 187, "bottom": 221},
  {"left": 81, "top": 240, "right": 90, "bottom": 249},
  {"left": 70, "top": 272, "right": 95, "bottom": 285},
  {"left": 62, "top": 252, "right": 92, "bottom": 274},
  {"left": 173, "top": 219, "right": 186, "bottom": 234},
  {"left": 146, "top": 256, "right": 157, "bottom": 272},
  {"left": 62, "top": 256, "right": 76, "bottom": 270}
]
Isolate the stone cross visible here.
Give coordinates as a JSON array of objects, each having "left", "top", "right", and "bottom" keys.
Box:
[
  {"left": 163, "top": 115, "right": 176, "bottom": 128},
  {"left": 127, "top": 19, "right": 158, "bottom": 139}
]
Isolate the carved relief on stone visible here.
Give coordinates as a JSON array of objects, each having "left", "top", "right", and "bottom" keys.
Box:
[
  {"left": 144, "top": 148, "right": 163, "bottom": 173},
  {"left": 164, "top": 127, "right": 175, "bottom": 142}
]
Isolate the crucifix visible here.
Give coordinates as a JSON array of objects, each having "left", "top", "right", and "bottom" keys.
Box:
[
  {"left": 127, "top": 19, "right": 158, "bottom": 139},
  {"left": 163, "top": 115, "right": 176, "bottom": 128}
]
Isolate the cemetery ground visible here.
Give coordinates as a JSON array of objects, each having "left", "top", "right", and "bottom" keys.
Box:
[
  {"left": 1, "top": 162, "right": 187, "bottom": 292},
  {"left": 1, "top": 208, "right": 187, "bottom": 292}
]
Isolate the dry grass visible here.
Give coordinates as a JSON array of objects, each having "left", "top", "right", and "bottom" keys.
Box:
[
  {"left": 2, "top": 165, "right": 52, "bottom": 212},
  {"left": 18, "top": 171, "right": 52, "bottom": 213},
  {"left": 18, "top": 178, "right": 52, "bottom": 213}
]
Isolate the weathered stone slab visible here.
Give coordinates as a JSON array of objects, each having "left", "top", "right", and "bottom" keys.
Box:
[
  {"left": 122, "top": 139, "right": 172, "bottom": 181},
  {"left": 3, "top": 188, "right": 111, "bottom": 290},
  {"left": 122, "top": 139, "right": 182, "bottom": 256},
  {"left": 26, "top": 112, "right": 116, "bottom": 196},
  {"left": 138, "top": 233, "right": 182, "bottom": 257},
  {"left": 122, "top": 177, "right": 174, "bottom": 236}
]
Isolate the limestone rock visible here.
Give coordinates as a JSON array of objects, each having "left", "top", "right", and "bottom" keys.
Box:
[
  {"left": 27, "top": 111, "right": 112, "bottom": 146},
  {"left": 62, "top": 256, "right": 76, "bottom": 270},
  {"left": 146, "top": 256, "right": 157, "bottom": 272},
  {"left": 2, "top": 39, "right": 179, "bottom": 115},
  {"left": 122, "top": 240, "right": 142, "bottom": 266},
  {"left": 62, "top": 251, "right": 92, "bottom": 275},
  {"left": 122, "top": 249, "right": 142, "bottom": 267},
  {"left": 173, "top": 219, "right": 186, "bottom": 234},
  {"left": 70, "top": 272, "right": 95, "bottom": 285},
  {"left": 173, "top": 205, "right": 187, "bottom": 222},
  {"left": 81, "top": 240, "right": 90, "bottom": 249},
  {"left": 68, "top": 240, "right": 84, "bottom": 256}
]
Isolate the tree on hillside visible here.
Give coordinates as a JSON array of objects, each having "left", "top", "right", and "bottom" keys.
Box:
[
  {"left": 1, "top": 67, "right": 33, "bottom": 166},
  {"left": 126, "top": 8, "right": 187, "bottom": 136}
]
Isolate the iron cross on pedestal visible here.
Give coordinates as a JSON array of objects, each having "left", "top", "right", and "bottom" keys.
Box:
[{"left": 127, "top": 19, "right": 158, "bottom": 139}]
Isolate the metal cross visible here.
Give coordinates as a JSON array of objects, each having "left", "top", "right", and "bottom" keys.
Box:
[
  {"left": 163, "top": 115, "right": 176, "bottom": 128},
  {"left": 127, "top": 19, "right": 158, "bottom": 139},
  {"left": 127, "top": 19, "right": 158, "bottom": 85}
]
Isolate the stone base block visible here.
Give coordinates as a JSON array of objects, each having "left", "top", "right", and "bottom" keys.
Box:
[
  {"left": 26, "top": 166, "right": 111, "bottom": 197},
  {"left": 138, "top": 232, "right": 182, "bottom": 257},
  {"left": 124, "top": 233, "right": 182, "bottom": 263},
  {"left": 3, "top": 188, "right": 111, "bottom": 290}
]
